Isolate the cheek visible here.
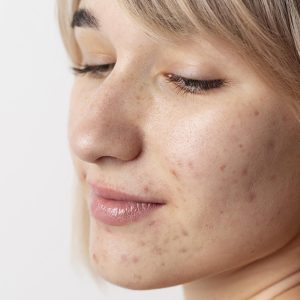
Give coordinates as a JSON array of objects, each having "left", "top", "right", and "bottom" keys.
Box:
[{"left": 163, "top": 105, "right": 292, "bottom": 236}]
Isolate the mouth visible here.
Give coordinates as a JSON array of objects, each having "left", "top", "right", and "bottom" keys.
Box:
[{"left": 88, "top": 183, "right": 166, "bottom": 226}]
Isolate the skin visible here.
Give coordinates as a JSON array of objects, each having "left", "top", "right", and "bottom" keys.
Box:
[{"left": 68, "top": 0, "right": 300, "bottom": 299}]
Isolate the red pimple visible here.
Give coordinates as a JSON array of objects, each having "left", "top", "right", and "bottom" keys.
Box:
[{"left": 220, "top": 164, "right": 227, "bottom": 172}]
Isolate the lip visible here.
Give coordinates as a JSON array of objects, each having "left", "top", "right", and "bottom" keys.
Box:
[{"left": 88, "top": 182, "right": 166, "bottom": 226}]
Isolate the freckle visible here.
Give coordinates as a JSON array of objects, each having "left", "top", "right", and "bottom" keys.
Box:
[
  {"left": 233, "top": 179, "right": 238, "bottom": 184},
  {"left": 270, "top": 174, "right": 277, "bottom": 181},
  {"left": 172, "top": 235, "right": 179, "bottom": 241},
  {"left": 161, "top": 262, "right": 165, "bottom": 267},
  {"left": 163, "top": 238, "right": 170, "bottom": 244},
  {"left": 242, "top": 168, "right": 248, "bottom": 176},
  {"left": 179, "top": 248, "right": 187, "bottom": 253},
  {"left": 181, "top": 229, "right": 189, "bottom": 237},
  {"left": 220, "top": 164, "right": 227, "bottom": 172},
  {"left": 134, "top": 274, "right": 142, "bottom": 280},
  {"left": 132, "top": 256, "right": 140, "bottom": 263},
  {"left": 92, "top": 253, "right": 98, "bottom": 263},
  {"left": 239, "top": 144, "right": 243, "bottom": 148},
  {"left": 220, "top": 210, "right": 224, "bottom": 214},
  {"left": 254, "top": 110, "right": 260, "bottom": 116},
  {"left": 121, "top": 254, "right": 128, "bottom": 262},
  {"left": 282, "top": 115, "right": 288, "bottom": 122},
  {"left": 171, "top": 169, "right": 179, "bottom": 178}
]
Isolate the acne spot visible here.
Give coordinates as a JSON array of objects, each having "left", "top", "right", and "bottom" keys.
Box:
[
  {"left": 121, "top": 254, "right": 128, "bottom": 263},
  {"left": 267, "top": 140, "right": 276, "bottom": 151},
  {"left": 179, "top": 248, "right": 187, "bottom": 253},
  {"left": 270, "top": 174, "right": 277, "bottom": 181},
  {"left": 181, "top": 229, "right": 189, "bottom": 237},
  {"left": 242, "top": 168, "right": 248, "bottom": 176},
  {"left": 132, "top": 256, "right": 140, "bottom": 263},
  {"left": 143, "top": 186, "right": 149, "bottom": 193},
  {"left": 220, "top": 164, "right": 227, "bottom": 172},
  {"left": 254, "top": 110, "right": 260, "bottom": 116},
  {"left": 153, "top": 246, "right": 163, "bottom": 255},
  {"left": 92, "top": 253, "right": 98, "bottom": 264},
  {"left": 282, "top": 115, "right": 288, "bottom": 122},
  {"left": 233, "top": 179, "right": 238, "bottom": 184}
]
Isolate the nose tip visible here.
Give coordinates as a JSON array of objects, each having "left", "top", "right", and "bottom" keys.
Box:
[{"left": 68, "top": 121, "right": 143, "bottom": 163}]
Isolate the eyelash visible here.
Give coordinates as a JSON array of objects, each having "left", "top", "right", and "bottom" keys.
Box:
[{"left": 71, "top": 64, "right": 226, "bottom": 95}]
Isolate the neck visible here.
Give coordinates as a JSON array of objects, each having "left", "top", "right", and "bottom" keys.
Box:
[{"left": 183, "top": 233, "right": 300, "bottom": 300}]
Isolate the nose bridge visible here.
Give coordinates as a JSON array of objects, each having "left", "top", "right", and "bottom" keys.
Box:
[{"left": 69, "top": 69, "right": 146, "bottom": 163}]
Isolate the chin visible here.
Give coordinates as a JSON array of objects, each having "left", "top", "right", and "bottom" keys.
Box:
[{"left": 93, "top": 265, "right": 186, "bottom": 290}]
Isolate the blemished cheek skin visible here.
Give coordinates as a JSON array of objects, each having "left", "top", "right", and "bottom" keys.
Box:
[{"left": 86, "top": 92, "right": 299, "bottom": 290}]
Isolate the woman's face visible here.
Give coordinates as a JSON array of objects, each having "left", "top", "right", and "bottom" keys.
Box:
[{"left": 69, "top": 0, "right": 300, "bottom": 289}]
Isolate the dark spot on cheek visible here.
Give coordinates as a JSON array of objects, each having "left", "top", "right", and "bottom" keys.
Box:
[
  {"left": 179, "top": 248, "right": 187, "bottom": 253},
  {"left": 161, "top": 262, "right": 165, "bottom": 267},
  {"left": 220, "top": 164, "right": 227, "bottom": 172},
  {"left": 270, "top": 174, "right": 277, "bottom": 181},
  {"left": 92, "top": 253, "right": 98, "bottom": 264},
  {"left": 220, "top": 210, "right": 224, "bottom": 214},
  {"left": 242, "top": 167, "right": 248, "bottom": 176},
  {"left": 172, "top": 235, "right": 179, "bottom": 241},
  {"left": 254, "top": 110, "right": 260, "bottom": 116}
]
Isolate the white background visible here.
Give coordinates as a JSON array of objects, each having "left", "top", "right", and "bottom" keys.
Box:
[{"left": 0, "top": 1, "right": 183, "bottom": 299}]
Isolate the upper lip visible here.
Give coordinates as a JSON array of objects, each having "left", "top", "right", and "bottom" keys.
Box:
[{"left": 89, "top": 182, "right": 166, "bottom": 204}]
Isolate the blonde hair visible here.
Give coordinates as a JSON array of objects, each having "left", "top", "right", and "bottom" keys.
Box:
[{"left": 57, "top": 0, "right": 300, "bottom": 275}]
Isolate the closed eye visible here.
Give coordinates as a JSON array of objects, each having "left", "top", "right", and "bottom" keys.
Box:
[
  {"left": 72, "top": 64, "right": 115, "bottom": 78},
  {"left": 164, "top": 73, "right": 226, "bottom": 95},
  {"left": 71, "top": 64, "right": 227, "bottom": 95}
]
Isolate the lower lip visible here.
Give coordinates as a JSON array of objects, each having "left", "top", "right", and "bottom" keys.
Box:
[{"left": 90, "top": 195, "right": 164, "bottom": 226}]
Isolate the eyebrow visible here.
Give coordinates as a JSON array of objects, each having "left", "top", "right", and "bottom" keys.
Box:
[{"left": 71, "top": 8, "right": 100, "bottom": 30}]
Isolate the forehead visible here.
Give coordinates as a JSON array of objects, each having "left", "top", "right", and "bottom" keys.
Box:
[{"left": 75, "top": 0, "right": 248, "bottom": 72}]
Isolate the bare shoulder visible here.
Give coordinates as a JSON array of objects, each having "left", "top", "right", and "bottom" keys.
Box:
[{"left": 273, "top": 285, "right": 300, "bottom": 300}]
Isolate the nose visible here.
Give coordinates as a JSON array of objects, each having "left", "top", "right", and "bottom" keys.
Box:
[{"left": 68, "top": 75, "right": 144, "bottom": 163}]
